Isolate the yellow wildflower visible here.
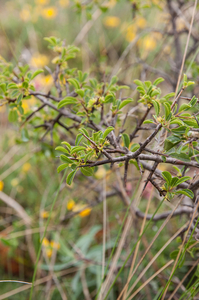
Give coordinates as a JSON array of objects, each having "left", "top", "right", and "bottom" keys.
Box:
[
  {"left": 40, "top": 74, "right": 54, "bottom": 87},
  {"left": 79, "top": 207, "right": 91, "bottom": 218},
  {"left": 104, "top": 16, "right": 120, "bottom": 28},
  {"left": 11, "top": 178, "right": 19, "bottom": 187},
  {"left": 106, "top": 0, "right": 117, "bottom": 8},
  {"left": 22, "top": 163, "right": 31, "bottom": 173},
  {"left": 67, "top": 199, "right": 75, "bottom": 210},
  {"left": 50, "top": 241, "right": 60, "bottom": 249},
  {"left": 41, "top": 7, "right": 57, "bottom": 19},
  {"left": 41, "top": 211, "right": 49, "bottom": 218},
  {"left": 42, "top": 237, "right": 49, "bottom": 247},
  {"left": 59, "top": 0, "right": 69, "bottom": 7},
  {"left": 135, "top": 17, "right": 147, "bottom": 29},
  {"left": 0, "top": 181, "right": 4, "bottom": 191},
  {"left": 143, "top": 36, "right": 156, "bottom": 51},
  {"left": 126, "top": 24, "right": 136, "bottom": 42},
  {"left": 35, "top": 0, "right": 50, "bottom": 5},
  {"left": 21, "top": 101, "right": 30, "bottom": 114},
  {"left": 95, "top": 167, "right": 106, "bottom": 180},
  {"left": 46, "top": 248, "right": 53, "bottom": 257},
  {"left": 20, "top": 9, "right": 31, "bottom": 22},
  {"left": 0, "top": 105, "right": 6, "bottom": 113},
  {"left": 30, "top": 53, "right": 49, "bottom": 68}
]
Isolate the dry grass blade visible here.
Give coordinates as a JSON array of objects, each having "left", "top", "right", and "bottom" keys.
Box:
[
  {"left": 122, "top": 187, "right": 154, "bottom": 300},
  {"left": 128, "top": 260, "right": 174, "bottom": 300}
]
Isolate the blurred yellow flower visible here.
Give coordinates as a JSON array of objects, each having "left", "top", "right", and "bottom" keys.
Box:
[
  {"left": 59, "top": 0, "right": 69, "bottom": 7},
  {"left": 104, "top": 16, "right": 120, "bottom": 28},
  {"left": 22, "top": 101, "right": 30, "bottom": 114},
  {"left": 41, "top": 7, "right": 57, "bottom": 19},
  {"left": 126, "top": 24, "right": 137, "bottom": 42},
  {"left": 67, "top": 199, "right": 75, "bottom": 210},
  {"left": 41, "top": 211, "right": 49, "bottom": 218},
  {"left": 11, "top": 178, "right": 19, "bottom": 187},
  {"left": 0, "top": 181, "right": 4, "bottom": 191},
  {"left": 46, "top": 248, "right": 53, "bottom": 257},
  {"left": 95, "top": 167, "right": 106, "bottom": 180},
  {"left": 35, "top": 0, "right": 49, "bottom": 5},
  {"left": 20, "top": 9, "right": 31, "bottom": 22},
  {"left": 0, "top": 105, "right": 6, "bottom": 113},
  {"left": 22, "top": 163, "right": 31, "bottom": 173},
  {"left": 40, "top": 74, "right": 54, "bottom": 87},
  {"left": 143, "top": 36, "right": 156, "bottom": 51},
  {"left": 135, "top": 17, "right": 147, "bottom": 28},
  {"left": 79, "top": 207, "right": 91, "bottom": 218},
  {"left": 30, "top": 53, "right": 49, "bottom": 68},
  {"left": 50, "top": 241, "right": 60, "bottom": 249},
  {"left": 106, "top": 0, "right": 117, "bottom": 8},
  {"left": 42, "top": 237, "right": 49, "bottom": 247}
]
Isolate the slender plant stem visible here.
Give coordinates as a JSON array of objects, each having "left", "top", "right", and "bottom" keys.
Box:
[{"left": 29, "top": 169, "right": 67, "bottom": 300}]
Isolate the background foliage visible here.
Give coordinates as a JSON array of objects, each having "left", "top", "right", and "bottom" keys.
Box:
[{"left": 1, "top": 0, "right": 199, "bottom": 299}]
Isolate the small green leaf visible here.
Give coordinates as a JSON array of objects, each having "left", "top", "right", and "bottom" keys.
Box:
[
  {"left": 55, "top": 146, "right": 69, "bottom": 154},
  {"left": 81, "top": 166, "right": 94, "bottom": 176},
  {"left": 170, "top": 177, "right": 179, "bottom": 187},
  {"left": 70, "top": 146, "right": 85, "bottom": 154},
  {"left": 75, "top": 133, "right": 83, "bottom": 146},
  {"left": 60, "top": 155, "right": 73, "bottom": 163},
  {"left": 143, "top": 119, "right": 154, "bottom": 124},
  {"left": 190, "top": 95, "right": 198, "bottom": 107},
  {"left": 153, "top": 77, "right": 164, "bottom": 86},
  {"left": 21, "top": 128, "right": 29, "bottom": 142},
  {"left": 175, "top": 189, "right": 194, "bottom": 199},
  {"left": 17, "top": 93, "right": 23, "bottom": 104},
  {"left": 58, "top": 97, "right": 78, "bottom": 109},
  {"left": 122, "top": 133, "right": 130, "bottom": 148},
  {"left": 57, "top": 163, "right": 69, "bottom": 173},
  {"left": 61, "top": 141, "right": 71, "bottom": 151},
  {"left": 8, "top": 110, "right": 18, "bottom": 122},
  {"left": 103, "top": 127, "right": 114, "bottom": 139},
  {"left": 67, "top": 78, "right": 80, "bottom": 89},
  {"left": 119, "top": 99, "right": 133, "bottom": 110},
  {"left": 130, "top": 143, "right": 140, "bottom": 152},
  {"left": 31, "top": 69, "right": 44, "bottom": 80},
  {"left": 66, "top": 170, "right": 77, "bottom": 185},
  {"left": 179, "top": 103, "right": 191, "bottom": 113},
  {"left": 152, "top": 100, "right": 160, "bottom": 116},
  {"left": 176, "top": 176, "right": 191, "bottom": 186},
  {"left": 162, "top": 171, "right": 172, "bottom": 185}
]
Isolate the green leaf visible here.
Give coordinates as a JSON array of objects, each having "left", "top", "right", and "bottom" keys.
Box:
[
  {"left": 153, "top": 77, "right": 164, "bottom": 86},
  {"left": 76, "top": 89, "right": 84, "bottom": 97},
  {"left": 66, "top": 170, "right": 77, "bottom": 185},
  {"left": 119, "top": 99, "right": 133, "bottom": 110},
  {"left": 67, "top": 78, "right": 80, "bottom": 89},
  {"left": 179, "top": 103, "right": 191, "bottom": 113},
  {"left": 31, "top": 69, "right": 44, "bottom": 80},
  {"left": 21, "top": 128, "right": 29, "bottom": 142},
  {"left": 81, "top": 166, "right": 94, "bottom": 176},
  {"left": 104, "top": 94, "right": 115, "bottom": 103},
  {"left": 8, "top": 110, "right": 18, "bottom": 122},
  {"left": 163, "top": 102, "right": 171, "bottom": 120},
  {"left": 103, "top": 127, "right": 114, "bottom": 139},
  {"left": 17, "top": 93, "right": 23, "bottom": 104},
  {"left": 171, "top": 126, "right": 187, "bottom": 135},
  {"left": 175, "top": 189, "right": 194, "bottom": 199},
  {"left": 134, "top": 79, "right": 145, "bottom": 88},
  {"left": 164, "top": 92, "right": 175, "bottom": 100},
  {"left": 170, "top": 177, "right": 179, "bottom": 187},
  {"left": 70, "top": 146, "right": 86, "bottom": 154},
  {"left": 162, "top": 171, "right": 172, "bottom": 185},
  {"left": 61, "top": 141, "right": 71, "bottom": 151},
  {"left": 130, "top": 143, "right": 140, "bottom": 152},
  {"left": 60, "top": 155, "right": 73, "bottom": 163},
  {"left": 75, "top": 133, "right": 83, "bottom": 146},
  {"left": 152, "top": 100, "right": 160, "bottom": 116},
  {"left": 170, "top": 152, "right": 190, "bottom": 162},
  {"left": 55, "top": 146, "right": 69, "bottom": 154},
  {"left": 164, "top": 136, "right": 181, "bottom": 151},
  {"left": 176, "top": 176, "right": 191, "bottom": 186},
  {"left": 58, "top": 97, "right": 78, "bottom": 109},
  {"left": 57, "top": 163, "right": 69, "bottom": 173},
  {"left": 143, "top": 119, "right": 154, "bottom": 124},
  {"left": 189, "top": 95, "right": 198, "bottom": 107},
  {"left": 79, "top": 128, "right": 89, "bottom": 137},
  {"left": 122, "top": 133, "right": 130, "bottom": 148}
]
